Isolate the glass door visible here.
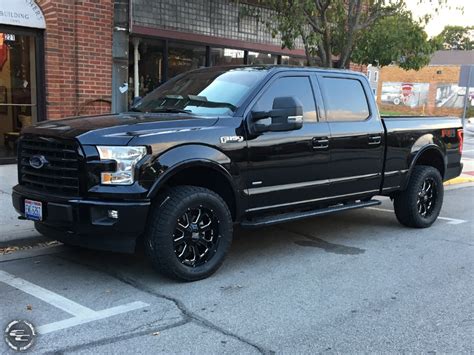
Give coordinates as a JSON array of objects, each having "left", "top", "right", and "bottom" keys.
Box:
[{"left": 0, "top": 27, "right": 43, "bottom": 163}]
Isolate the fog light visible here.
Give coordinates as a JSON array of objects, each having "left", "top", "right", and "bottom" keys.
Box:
[{"left": 108, "top": 210, "right": 119, "bottom": 219}]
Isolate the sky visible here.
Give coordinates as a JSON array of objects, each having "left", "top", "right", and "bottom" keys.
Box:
[{"left": 404, "top": 0, "right": 474, "bottom": 37}]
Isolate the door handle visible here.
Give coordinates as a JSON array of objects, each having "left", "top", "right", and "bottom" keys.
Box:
[
  {"left": 368, "top": 135, "right": 382, "bottom": 145},
  {"left": 312, "top": 137, "right": 329, "bottom": 150}
]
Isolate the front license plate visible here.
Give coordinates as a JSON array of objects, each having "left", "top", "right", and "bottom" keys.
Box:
[{"left": 25, "top": 199, "right": 42, "bottom": 221}]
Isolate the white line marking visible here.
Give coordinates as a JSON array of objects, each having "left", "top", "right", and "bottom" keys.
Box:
[
  {"left": 368, "top": 207, "right": 467, "bottom": 225},
  {"left": 0, "top": 270, "right": 150, "bottom": 334},
  {"left": 0, "top": 270, "right": 95, "bottom": 317},
  {"left": 36, "top": 301, "right": 149, "bottom": 334}
]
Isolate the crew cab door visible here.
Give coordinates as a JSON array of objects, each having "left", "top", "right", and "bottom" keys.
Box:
[
  {"left": 245, "top": 73, "right": 331, "bottom": 212},
  {"left": 316, "top": 73, "right": 385, "bottom": 197}
]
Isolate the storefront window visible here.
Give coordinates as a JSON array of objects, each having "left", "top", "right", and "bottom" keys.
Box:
[
  {"left": 168, "top": 41, "right": 206, "bottom": 79},
  {"left": 0, "top": 32, "right": 37, "bottom": 160},
  {"left": 247, "top": 51, "right": 278, "bottom": 65},
  {"left": 281, "top": 56, "right": 306, "bottom": 66},
  {"left": 210, "top": 48, "right": 244, "bottom": 66},
  {"left": 129, "top": 38, "right": 164, "bottom": 99}
]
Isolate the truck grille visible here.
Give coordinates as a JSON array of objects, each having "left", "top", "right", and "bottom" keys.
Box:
[{"left": 19, "top": 136, "right": 81, "bottom": 196}]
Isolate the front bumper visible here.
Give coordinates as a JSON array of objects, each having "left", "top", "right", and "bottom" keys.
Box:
[{"left": 12, "top": 185, "right": 150, "bottom": 253}]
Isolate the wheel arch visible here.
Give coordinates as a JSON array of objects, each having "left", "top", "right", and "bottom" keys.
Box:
[
  {"left": 403, "top": 144, "right": 446, "bottom": 189},
  {"left": 146, "top": 145, "right": 240, "bottom": 220}
]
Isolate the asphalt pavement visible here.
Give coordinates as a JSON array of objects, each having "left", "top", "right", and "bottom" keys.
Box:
[
  {"left": 0, "top": 183, "right": 473, "bottom": 353},
  {"left": 0, "top": 132, "right": 473, "bottom": 353}
]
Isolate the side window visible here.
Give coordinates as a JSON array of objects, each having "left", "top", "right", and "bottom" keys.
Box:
[
  {"left": 320, "top": 77, "right": 370, "bottom": 122},
  {"left": 252, "top": 76, "right": 317, "bottom": 122}
]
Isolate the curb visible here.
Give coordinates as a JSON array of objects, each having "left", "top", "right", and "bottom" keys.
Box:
[{"left": 444, "top": 176, "right": 474, "bottom": 186}]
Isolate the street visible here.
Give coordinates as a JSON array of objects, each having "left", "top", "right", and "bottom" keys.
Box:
[{"left": 1, "top": 183, "right": 473, "bottom": 353}]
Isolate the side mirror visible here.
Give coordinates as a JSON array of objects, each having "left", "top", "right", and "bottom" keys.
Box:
[{"left": 250, "top": 96, "right": 303, "bottom": 133}]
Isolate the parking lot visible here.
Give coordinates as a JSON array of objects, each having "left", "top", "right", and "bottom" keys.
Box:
[{"left": 1, "top": 183, "right": 473, "bottom": 354}]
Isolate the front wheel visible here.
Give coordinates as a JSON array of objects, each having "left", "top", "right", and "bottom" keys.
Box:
[
  {"left": 393, "top": 165, "right": 444, "bottom": 228},
  {"left": 145, "top": 186, "right": 233, "bottom": 281}
]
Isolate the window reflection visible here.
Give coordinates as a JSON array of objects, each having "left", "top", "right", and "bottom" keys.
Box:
[
  {"left": 248, "top": 51, "right": 278, "bottom": 65},
  {"left": 210, "top": 48, "right": 244, "bottom": 66},
  {"left": 168, "top": 42, "right": 206, "bottom": 79}
]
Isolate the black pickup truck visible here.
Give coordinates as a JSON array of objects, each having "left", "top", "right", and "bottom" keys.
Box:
[{"left": 12, "top": 66, "right": 463, "bottom": 280}]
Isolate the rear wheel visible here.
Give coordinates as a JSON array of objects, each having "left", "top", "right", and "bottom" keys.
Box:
[
  {"left": 393, "top": 165, "right": 443, "bottom": 228},
  {"left": 145, "top": 185, "right": 233, "bottom": 281}
]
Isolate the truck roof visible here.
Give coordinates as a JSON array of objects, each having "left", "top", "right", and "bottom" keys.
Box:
[{"left": 192, "top": 64, "right": 367, "bottom": 78}]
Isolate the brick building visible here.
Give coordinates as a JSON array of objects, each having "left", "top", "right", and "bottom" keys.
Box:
[
  {"left": 378, "top": 50, "right": 474, "bottom": 116},
  {"left": 0, "top": 0, "right": 113, "bottom": 163}
]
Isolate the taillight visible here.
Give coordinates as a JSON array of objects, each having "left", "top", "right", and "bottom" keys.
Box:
[{"left": 457, "top": 128, "right": 463, "bottom": 154}]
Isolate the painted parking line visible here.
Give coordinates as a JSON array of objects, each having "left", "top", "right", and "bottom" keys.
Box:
[
  {"left": 0, "top": 270, "right": 149, "bottom": 334},
  {"left": 367, "top": 207, "right": 467, "bottom": 225}
]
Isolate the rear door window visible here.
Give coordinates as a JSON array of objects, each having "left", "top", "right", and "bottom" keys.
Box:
[{"left": 320, "top": 77, "right": 370, "bottom": 121}]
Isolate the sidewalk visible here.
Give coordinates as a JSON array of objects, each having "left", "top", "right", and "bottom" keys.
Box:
[{"left": 0, "top": 164, "right": 43, "bottom": 247}]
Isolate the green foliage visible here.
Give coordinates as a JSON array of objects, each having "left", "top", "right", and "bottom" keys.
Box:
[
  {"left": 248, "top": 0, "right": 450, "bottom": 69},
  {"left": 352, "top": 11, "right": 437, "bottom": 70},
  {"left": 434, "top": 26, "right": 474, "bottom": 50}
]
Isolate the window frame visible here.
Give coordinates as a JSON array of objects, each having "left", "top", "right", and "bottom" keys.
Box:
[
  {"left": 244, "top": 71, "right": 321, "bottom": 123},
  {"left": 315, "top": 74, "right": 373, "bottom": 123}
]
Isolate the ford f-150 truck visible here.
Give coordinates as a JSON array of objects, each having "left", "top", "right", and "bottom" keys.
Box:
[{"left": 12, "top": 66, "right": 463, "bottom": 281}]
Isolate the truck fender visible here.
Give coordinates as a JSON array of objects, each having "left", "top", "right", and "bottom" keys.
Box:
[
  {"left": 402, "top": 139, "right": 446, "bottom": 189},
  {"left": 144, "top": 144, "right": 236, "bottom": 200}
]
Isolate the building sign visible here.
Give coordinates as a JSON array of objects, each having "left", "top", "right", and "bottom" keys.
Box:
[
  {"left": 0, "top": 0, "right": 46, "bottom": 29},
  {"left": 381, "top": 82, "right": 430, "bottom": 108}
]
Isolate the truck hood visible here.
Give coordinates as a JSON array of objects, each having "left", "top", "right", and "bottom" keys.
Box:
[{"left": 23, "top": 113, "right": 220, "bottom": 145}]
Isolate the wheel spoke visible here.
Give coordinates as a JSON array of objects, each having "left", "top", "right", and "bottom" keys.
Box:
[
  {"left": 199, "top": 218, "right": 212, "bottom": 232},
  {"left": 193, "top": 208, "right": 202, "bottom": 224},
  {"left": 177, "top": 243, "right": 188, "bottom": 258}
]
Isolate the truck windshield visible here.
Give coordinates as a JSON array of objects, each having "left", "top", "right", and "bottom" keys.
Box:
[{"left": 131, "top": 67, "right": 268, "bottom": 116}]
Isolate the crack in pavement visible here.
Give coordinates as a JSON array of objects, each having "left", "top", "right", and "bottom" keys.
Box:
[
  {"left": 53, "top": 254, "right": 274, "bottom": 354},
  {"left": 44, "top": 319, "right": 190, "bottom": 355},
  {"left": 0, "top": 188, "right": 11, "bottom": 195}
]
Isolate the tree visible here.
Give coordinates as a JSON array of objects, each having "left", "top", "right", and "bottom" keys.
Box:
[
  {"left": 352, "top": 11, "right": 436, "bottom": 70},
  {"left": 247, "top": 0, "right": 448, "bottom": 69},
  {"left": 434, "top": 25, "right": 474, "bottom": 50}
]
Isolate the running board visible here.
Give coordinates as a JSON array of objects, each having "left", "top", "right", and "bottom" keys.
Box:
[{"left": 241, "top": 199, "right": 381, "bottom": 228}]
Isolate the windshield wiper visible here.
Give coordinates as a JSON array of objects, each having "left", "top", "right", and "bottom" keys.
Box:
[{"left": 149, "top": 108, "right": 192, "bottom": 114}]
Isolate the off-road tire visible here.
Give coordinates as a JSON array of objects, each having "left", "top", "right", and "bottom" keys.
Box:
[
  {"left": 145, "top": 185, "right": 233, "bottom": 281},
  {"left": 393, "top": 165, "right": 443, "bottom": 228}
]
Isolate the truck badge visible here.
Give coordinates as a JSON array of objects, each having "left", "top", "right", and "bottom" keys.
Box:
[{"left": 220, "top": 136, "right": 244, "bottom": 144}]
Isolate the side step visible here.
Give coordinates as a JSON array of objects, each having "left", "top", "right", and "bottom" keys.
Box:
[{"left": 241, "top": 199, "right": 381, "bottom": 228}]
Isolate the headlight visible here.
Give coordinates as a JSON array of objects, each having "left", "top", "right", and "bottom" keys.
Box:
[{"left": 97, "top": 146, "right": 147, "bottom": 185}]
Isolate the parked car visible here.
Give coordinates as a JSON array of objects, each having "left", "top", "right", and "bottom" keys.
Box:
[{"left": 12, "top": 66, "right": 463, "bottom": 281}]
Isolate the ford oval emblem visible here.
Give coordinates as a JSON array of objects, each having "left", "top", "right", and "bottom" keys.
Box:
[{"left": 29, "top": 155, "right": 49, "bottom": 169}]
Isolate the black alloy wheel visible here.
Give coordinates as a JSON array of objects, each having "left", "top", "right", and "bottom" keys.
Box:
[
  {"left": 173, "top": 206, "right": 220, "bottom": 267},
  {"left": 416, "top": 178, "right": 437, "bottom": 218}
]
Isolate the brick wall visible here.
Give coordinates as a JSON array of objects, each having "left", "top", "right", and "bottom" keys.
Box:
[
  {"left": 37, "top": 0, "right": 113, "bottom": 120},
  {"left": 378, "top": 65, "right": 463, "bottom": 116}
]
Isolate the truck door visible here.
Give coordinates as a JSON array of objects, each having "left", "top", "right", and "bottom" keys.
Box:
[
  {"left": 245, "top": 73, "right": 331, "bottom": 212},
  {"left": 316, "top": 74, "right": 385, "bottom": 198}
]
